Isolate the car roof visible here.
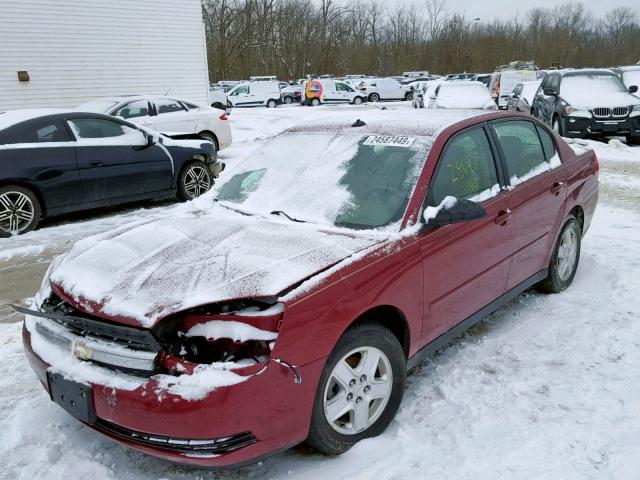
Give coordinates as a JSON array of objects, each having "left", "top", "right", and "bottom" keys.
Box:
[
  {"left": 285, "top": 108, "right": 499, "bottom": 137},
  {"left": 0, "top": 108, "right": 68, "bottom": 131},
  {"left": 560, "top": 68, "right": 616, "bottom": 77},
  {"left": 441, "top": 80, "right": 486, "bottom": 87}
]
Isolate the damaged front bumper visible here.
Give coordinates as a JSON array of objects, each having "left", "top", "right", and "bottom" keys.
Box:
[{"left": 21, "top": 310, "right": 324, "bottom": 467}]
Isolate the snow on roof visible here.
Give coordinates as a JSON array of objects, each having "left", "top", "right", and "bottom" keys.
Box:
[
  {"left": 286, "top": 107, "right": 491, "bottom": 137},
  {"left": 0, "top": 108, "right": 69, "bottom": 132}
]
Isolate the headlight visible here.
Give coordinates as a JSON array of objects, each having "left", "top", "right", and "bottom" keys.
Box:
[
  {"left": 564, "top": 105, "right": 591, "bottom": 117},
  {"left": 632, "top": 105, "right": 640, "bottom": 112}
]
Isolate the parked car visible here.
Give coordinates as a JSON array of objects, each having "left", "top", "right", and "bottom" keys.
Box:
[
  {"left": 489, "top": 69, "right": 538, "bottom": 109},
  {"left": 471, "top": 73, "right": 492, "bottom": 87},
  {"left": 209, "top": 82, "right": 240, "bottom": 110},
  {"left": 21, "top": 108, "right": 598, "bottom": 468},
  {"left": 358, "top": 77, "right": 412, "bottom": 102},
  {"left": 412, "top": 79, "right": 446, "bottom": 108},
  {"left": 428, "top": 81, "right": 498, "bottom": 110},
  {"left": 226, "top": 81, "right": 282, "bottom": 108},
  {"left": 0, "top": 109, "right": 224, "bottom": 236},
  {"left": 610, "top": 65, "right": 640, "bottom": 98},
  {"left": 281, "top": 85, "right": 302, "bottom": 104},
  {"left": 78, "top": 96, "right": 232, "bottom": 153},
  {"left": 507, "top": 80, "right": 543, "bottom": 113},
  {"left": 532, "top": 69, "right": 640, "bottom": 143},
  {"left": 302, "top": 79, "right": 367, "bottom": 106}
]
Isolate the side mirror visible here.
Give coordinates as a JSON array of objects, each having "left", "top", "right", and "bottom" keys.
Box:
[
  {"left": 630, "top": 85, "right": 638, "bottom": 94},
  {"left": 422, "top": 197, "right": 487, "bottom": 228},
  {"left": 146, "top": 133, "right": 156, "bottom": 147}
]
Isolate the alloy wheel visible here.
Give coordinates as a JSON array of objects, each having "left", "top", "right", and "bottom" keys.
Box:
[
  {"left": 0, "top": 191, "right": 35, "bottom": 234},
  {"left": 323, "top": 346, "right": 393, "bottom": 435},
  {"left": 183, "top": 165, "right": 211, "bottom": 199},
  {"left": 557, "top": 227, "right": 578, "bottom": 281}
]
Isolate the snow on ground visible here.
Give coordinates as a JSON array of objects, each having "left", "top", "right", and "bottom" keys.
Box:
[{"left": 1, "top": 103, "right": 640, "bottom": 479}]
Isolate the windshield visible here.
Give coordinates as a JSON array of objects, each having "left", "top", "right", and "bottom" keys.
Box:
[
  {"left": 215, "top": 132, "right": 432, "bottom": 230},
  {"left": 77, "top": 99, "right": 120, "bottom": 113},
  {"left": 623, "top": 70, "right": 640, "bottom": 89},
  {"left": 560, "top": 73, "right": 627, "bottom": 96}
]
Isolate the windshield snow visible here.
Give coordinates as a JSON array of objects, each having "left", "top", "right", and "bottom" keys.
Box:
[
  {"left": 560, "top": 73, "right": 627, "bottom": 97},
  {"left": 216, "top": 132, "right": 432, "bottom": 230}
]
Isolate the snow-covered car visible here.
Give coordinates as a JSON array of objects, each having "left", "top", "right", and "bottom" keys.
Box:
[
  {"left": 611, "top": 65, "right": 640, "bottom": 98},
  {"left": 357, "top": 77, "right": 412, "bottom": 102},
  {"left": 78, "top": 96, "right": 232, "bottom": 153},
  {"left": 507, "top": 80, "right": 543, "bottom": 113},
  {"left": 21, "top": 108, "right": 599, "bottom": 468},
  {"left": 0, "top": 109, "right": 224, "bottom": 236},
  {"left": 428, "top": 81, "right": 498, "bottom": 110},
  {"left": 532, "top": 68, "right": 640, "bottom": 143},
  {"left": 411, "top": 79, "right": 446, "bottom": 108}
]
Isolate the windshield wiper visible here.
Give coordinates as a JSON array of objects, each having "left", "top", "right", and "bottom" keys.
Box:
[{"left": 270, "top": 210, "right": 307, "bottom": 223}]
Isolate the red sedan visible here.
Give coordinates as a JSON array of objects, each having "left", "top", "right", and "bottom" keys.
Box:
[{"left": 21, "top": 109, "right": 598, "bottom": 467}]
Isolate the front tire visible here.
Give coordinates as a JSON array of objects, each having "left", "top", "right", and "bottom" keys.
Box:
[
  {"left": 310, "top": 98, "right": 321, "bottom": 107},
  {"left": 626, "top": 135, "right": 640, "bottom": 145},
  {"left": 0, "top": 185, "right": 41, "bottom": 237},
  {"left": 405, "top": 92, "right": 414, "bottom": 101},
  {"left": 538, "top": 215, "right": 581, "bottom": 293},
  {"left": 352, "top": 96, "right": 363, "bottom": 105},
  {"left": 177, "top": 160, "right": 213, "bottom": 201},
  {"left": 307, "top": 323, "right": 406, "bottom": 455}
]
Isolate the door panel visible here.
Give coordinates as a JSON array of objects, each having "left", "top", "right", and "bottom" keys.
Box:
[
  {"left": 419, "top": 126, "right": 514, "bottom": 343},
  {"left": 68, "top": 118, "right": 173, "bottom": 203},
  {"left": 154, "top": 99, "right": 197, "bottom": 133}
]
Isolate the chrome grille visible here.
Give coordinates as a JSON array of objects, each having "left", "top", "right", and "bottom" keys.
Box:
[
  {"left": 592, "top": 107, "right": 611, "bottom": 118},
  {"left": 612, "top": 107, "right": 629, "bottom": 117}
]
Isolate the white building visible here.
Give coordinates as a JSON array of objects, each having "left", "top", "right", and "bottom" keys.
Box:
[{"left": 0, "top": 0, "right": 210, "bottom": 110}]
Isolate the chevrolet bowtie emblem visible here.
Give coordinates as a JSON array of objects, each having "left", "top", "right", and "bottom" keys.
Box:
[{"left": 73, "top": 341, "right": 93, "bottom": 361}]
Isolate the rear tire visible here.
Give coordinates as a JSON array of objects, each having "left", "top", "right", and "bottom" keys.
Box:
[
  {"left": 266, "top": 99, "right": 277, "bottom": 108},
  {"left": 306, "top": 323, "right": 406, "bottom": 456},
  {"left": 405, "top": 92, "right": 414, "bottom": 101},
  {"left": 538, "top": 215, "right": 581, "bottom": 293},
  {"left": 198, "top": 131, "right": 219, "bottom": 153},
  {"left": 177, "top": 160, "right": 213, "bottom": 201},
  {"left": 0, "top": 185, "right": 41, "bottom": 237},
  {"left": 311, "top": 98, "right": 321, "bottom": 107},
  {"left": 283, "top": 96, "right": 293, "bottom": 105},
  {"left": 369, "top": 93, "right": 380, "bottom": 103}
]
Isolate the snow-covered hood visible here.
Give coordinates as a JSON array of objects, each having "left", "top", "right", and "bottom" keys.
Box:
[
  {"left": 561, "top": 91, "right": 640, "bottom": 109},
  {"left": 48, "top": 213, "right": 380, "bottom": 328}
]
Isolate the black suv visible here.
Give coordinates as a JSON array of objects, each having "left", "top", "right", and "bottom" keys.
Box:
[{"left": 532, "top": 69, "right": 640, "bottom": 144}]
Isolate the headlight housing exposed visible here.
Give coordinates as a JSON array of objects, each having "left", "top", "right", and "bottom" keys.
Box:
[{"left": 630, "top": 105, "right": 640, "bottom": 117}]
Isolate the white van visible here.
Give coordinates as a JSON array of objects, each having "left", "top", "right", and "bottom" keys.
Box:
[
  {"left": 302, "top": 79, "right": 367, "bottom": 106},
  {"left": 226, "top": 81, "right": 282, "bottom": 108},
  {"left": 358, "top": 77, "right": 411, "bottom": 102},
  {"left": 489, "top": 70, "right": 538, "bottom": 109}
]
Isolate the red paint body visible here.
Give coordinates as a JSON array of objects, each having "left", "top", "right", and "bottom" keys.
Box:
[{"left": 23, "top": 111, "right": 599, "bottom": 467}]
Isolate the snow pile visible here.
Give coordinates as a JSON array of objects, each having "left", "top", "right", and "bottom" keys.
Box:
[
  {"left": 423, "top": 196, "right": 457, "bottom": 222},
  {"left": 186, "top": 320, "right": 278, "bottom": 342},
  {"left": 153, "top": 363, "right": 249, "bottom": 401}
]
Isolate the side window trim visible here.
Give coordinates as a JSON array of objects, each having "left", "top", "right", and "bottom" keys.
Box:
[{"left": 425, "top": 124, "right": 502, "bottom": 207}]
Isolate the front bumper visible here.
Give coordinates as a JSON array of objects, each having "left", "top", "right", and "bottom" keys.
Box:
[
  {"left": 22, "top": 324, "right": 325, "bottom": 467},
  {"left": 562, "top": 115, "right": 640, "bottom": 138}
]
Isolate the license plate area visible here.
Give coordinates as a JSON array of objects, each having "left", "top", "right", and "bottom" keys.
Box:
[{"left": 47, "top": 371, "right": 96, "bottom": 424}]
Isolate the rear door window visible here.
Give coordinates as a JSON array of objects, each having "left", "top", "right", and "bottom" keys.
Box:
[
  {"left": 492, "top": 120, "right": 549, "bottom": 185},
  {"left": 113, "top": 100, "right": 150, "bottom": 120},
  {"left": 68, "top": 118, "right": 146, "bottom": 144},
  {"left": 156, "top": 99, "right": 187, "bottom": 114},
  {"left": 428, "top": 127, "right": 500, "bottom": 205}
]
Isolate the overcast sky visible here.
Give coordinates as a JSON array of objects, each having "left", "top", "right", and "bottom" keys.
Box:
[{"left": 434, "top": 0, "right": 640, "bottom": 20}]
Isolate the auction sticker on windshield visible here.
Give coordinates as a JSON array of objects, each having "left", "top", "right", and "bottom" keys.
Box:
[{"left": 363, "top": 135, "right": 416, "bottom": 148}]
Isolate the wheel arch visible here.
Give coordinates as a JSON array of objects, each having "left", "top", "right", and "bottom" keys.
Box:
[
  {"left": 569, "top": 205, "right": 584, "bottom": 233},
  {"left": 0, "top": 180, "right": 47, "bottom": 216},
  {"left": 346, "top": 305, "right": 410, "bottom": 359},
  {"left": 198, "top": 130, "right": 219, "bottom": 151}
]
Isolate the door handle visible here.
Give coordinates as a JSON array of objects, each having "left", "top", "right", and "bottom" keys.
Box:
[
  {"left": 551, "top": 181, "right": 565, "bottom": 196},
  {"left": 90, "top": 161, "right": 104, "bottom": 167},
  {"left": 494, "top": 209, "right": 512, "bottom": 226}
]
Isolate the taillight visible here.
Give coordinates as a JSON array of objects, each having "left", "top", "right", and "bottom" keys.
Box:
[{"left": 219, "top": 113, "right": 228, "bottom": 120}]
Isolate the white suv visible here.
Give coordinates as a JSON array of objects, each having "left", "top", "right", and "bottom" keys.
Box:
[{"left": 78, "top": 96, "right": 232, "bottom": 152}]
